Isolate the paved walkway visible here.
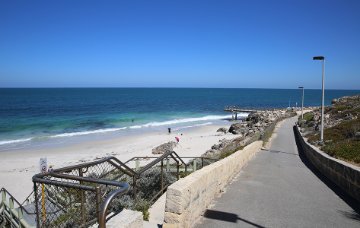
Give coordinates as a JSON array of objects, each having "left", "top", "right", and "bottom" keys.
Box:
[{"left": 195, "top": 116, "right": 360, "bottom": 228}]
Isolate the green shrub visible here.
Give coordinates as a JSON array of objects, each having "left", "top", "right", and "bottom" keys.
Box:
[{"left": 303, "top": 112, "right": 314, "bottom": 122}]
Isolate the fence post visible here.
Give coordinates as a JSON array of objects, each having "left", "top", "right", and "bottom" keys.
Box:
[
  {"left": 133, "top": 176, "right": 137, "bottom": 201},
  {"left": 96, "top": 186, "right": 102, "bottom": 228},
  {"left": 193, "top": 160, "right": 197, "bottom": 172},
  {"left": 34, "top": 183, "right": 41, "bottom": 228},
  {"left": 201, "top": 157, "right": 204, "bottom": 168},
  {"left": 79, "top": 168, "right": 86, "bottom": 226}
]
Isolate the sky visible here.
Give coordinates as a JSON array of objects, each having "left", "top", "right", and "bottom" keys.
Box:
[{"left": 0, "top": 0, "right": 359, "bottom": 89}]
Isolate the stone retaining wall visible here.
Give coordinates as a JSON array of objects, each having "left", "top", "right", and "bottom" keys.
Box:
[
  {"left": 293, "top": 126, "right": 360, "bottom": 203},
  {"left": 163, "top": 141, "right": 262, "bottom": 228}
]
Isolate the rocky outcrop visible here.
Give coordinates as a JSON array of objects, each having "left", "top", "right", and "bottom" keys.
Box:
[
  {"left": 206, "top": 109, "right": 295, "bottom": 159},
  {"left": 302, "top": 94, "right": 360, "bottom": 131},
  {"left": 229, "top": 110, "right": 288, "bottom": 136},
  {"left": 216, "top": 127, "right": 227, "bottom": 134},
  {"left": 152, "top": 141, "right": 177, "bottom": 154}
]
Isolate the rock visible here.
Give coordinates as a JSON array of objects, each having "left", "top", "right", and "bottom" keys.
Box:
[
  {"left": 228, "top": 123, "right": 242, "bottom": 134},
  {"left": 211, "top": 144, "right": 220, "bottom": 150},
  {"left": 355, "top": 132, "right": 360, "bottom": 138},
  {"left": 246, "top": 113, "right": 261, "bottom": 124},
  {"left": 216, "top": 127, "right": 227, "bottom": 134},
  {"left": 152, "top": 141, "right": 177, "bottom": 154}
]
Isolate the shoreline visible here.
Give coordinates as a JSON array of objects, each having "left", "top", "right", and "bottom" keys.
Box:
[{"left": 0, "top": 122, "right": 239, "bottom": 201}]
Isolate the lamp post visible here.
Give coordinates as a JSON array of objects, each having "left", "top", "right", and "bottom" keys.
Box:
[
  {"left": 313, "top": 56, "right": 325, "bottom": 142},
  {"left": 298, "top": 86, "right": 304, "bottom": 119}
]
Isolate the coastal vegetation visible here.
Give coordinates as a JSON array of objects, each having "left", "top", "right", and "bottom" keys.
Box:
[{"left": 300, "top": 95, "right": 360, "bottom": 165}]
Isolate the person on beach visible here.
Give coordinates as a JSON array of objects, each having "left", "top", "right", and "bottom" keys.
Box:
[{"left": 168, "top": 127, "right": 171, "bottom": 134}]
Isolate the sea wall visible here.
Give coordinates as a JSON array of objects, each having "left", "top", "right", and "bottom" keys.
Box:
[
  {"left": 163, "top": 141, "right": 262, "bottom": 228},
  {"left": 293, "top": 126, "right": 360, "bottom": 202}
]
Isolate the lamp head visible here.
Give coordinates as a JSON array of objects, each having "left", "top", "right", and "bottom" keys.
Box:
[
  {"left": 298, "top": 86, "right": 304, "bottom": 89},
  {"left": 313, "top": 56, "right": 325, "bottom": 60}
]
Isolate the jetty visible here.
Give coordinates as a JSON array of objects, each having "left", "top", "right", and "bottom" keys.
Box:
[{"left": 224, "top": 106, "right": 257, "bottom": 120}]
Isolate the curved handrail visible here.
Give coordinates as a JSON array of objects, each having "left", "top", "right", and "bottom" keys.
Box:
[{"left": 99, "top": 182, "right": 130, "bottom": 228}]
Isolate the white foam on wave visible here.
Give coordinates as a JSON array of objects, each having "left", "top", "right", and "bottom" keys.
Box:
[
  {"left": 0, "top": 113, "right": 249, "bottom": 145},
  {"left": 0, "top": 138, "right": 33, "bottom": 145},
  {"left": 49, "top": 127, "right": 127, "bottom": 138},
  {"left": 135, "top": 114, "right": 239, "bottom": 128}
]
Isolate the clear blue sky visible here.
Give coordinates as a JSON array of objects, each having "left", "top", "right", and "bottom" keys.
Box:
[{"left": 1, "top": 0, "right": 359, "bottom": 89}]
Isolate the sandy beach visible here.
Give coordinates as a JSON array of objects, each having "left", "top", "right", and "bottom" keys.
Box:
[{"left": 0, "top": 123, "right": 238, "bottom": 201}]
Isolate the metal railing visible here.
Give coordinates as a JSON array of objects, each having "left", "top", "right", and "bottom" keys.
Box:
[
  {"left": 32, "top": 157, "right": 131, "bottom": 228},
  {"left": 2, "top": 152, "right": 217, "bottom": 228}
]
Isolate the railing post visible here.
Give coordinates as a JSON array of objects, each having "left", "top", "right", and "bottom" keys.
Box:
[
  {"left": 193, "top": 160, "right": 197, "bottom": 172},
  {"left": 201, "top": 157, "right": 204, "bottom": 168},
  {"left": 1, "top": 189, "right": 5, "bottom": 206},
  {"left": 9, "top": 197, "right": 14, "bottom": 209},
  {"left": 176, "top": 161, "right": 180, "bottom": 180},
  {"left": 135, "top": 159, "right": 140, "bottom": 171},
  {"left": 18, "top": 207, "right": 24, "bottom": 221},
  {"left": 161, "top": 160, "right": 164, "bottom": 193},
  {"left": 96, "top": 186, "right": 102, "bottom": 228},
  {"left": 166, "top": 158, "right": 170, "bottom": 172}
]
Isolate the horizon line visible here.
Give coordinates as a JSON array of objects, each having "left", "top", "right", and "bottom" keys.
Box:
[{"left": 0, "top": 86, "right": 359, "bottom": 91}]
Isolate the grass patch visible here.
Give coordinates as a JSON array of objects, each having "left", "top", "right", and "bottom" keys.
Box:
[
  {"left": 323, "top": 141, "right": 360, "bottom": 164},
  {"left": 303, "top": 112, "right": 314, "bottom": 121}
]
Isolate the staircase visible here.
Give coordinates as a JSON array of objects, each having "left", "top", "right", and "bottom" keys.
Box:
[{"left": 0, "top": 188, "right": 36, "bottom": 228}]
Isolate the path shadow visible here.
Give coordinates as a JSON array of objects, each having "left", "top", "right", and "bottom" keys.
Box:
[
  {"left": 203, "top": 209, "right": 265, "bottom": 228},
  {"left": 293, "top": 126, "right": 360, "bottom": 216},
  {"left": 261, "top": 148, "right": 298, "bottom": 156},
  {"left": 338, "top": 210, "right": 360, "bottom": 222}
]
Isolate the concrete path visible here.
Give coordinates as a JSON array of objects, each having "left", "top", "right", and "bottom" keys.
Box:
[{"left": 195, "top": 116, "right": 360, "bottom": 228}]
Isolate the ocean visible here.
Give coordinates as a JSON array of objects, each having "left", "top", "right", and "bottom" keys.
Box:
[{"left": 0, "top": 88, "right": 359, "bottom": 151}]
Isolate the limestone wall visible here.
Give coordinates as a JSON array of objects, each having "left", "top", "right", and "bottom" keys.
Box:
[
  {"left": 163, "top": 141, "right": 262, "bottom": 228},
  {"left": 106, "top": 209, "right": 143, "bottom": 228},
  {"left": 293, "top": 126, "right": 360, "bottom": 203}
]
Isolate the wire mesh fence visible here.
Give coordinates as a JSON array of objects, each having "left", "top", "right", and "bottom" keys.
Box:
[
  {"left": 32, "top": 157, "right": 132, "bottom": 227},
  {"left": 30, "top": 152, "right": 217, "bottom": 227}
]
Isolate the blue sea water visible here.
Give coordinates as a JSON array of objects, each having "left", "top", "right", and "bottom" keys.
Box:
[{"left": 0, "top": 88, "right": 359, "bottom": 150}]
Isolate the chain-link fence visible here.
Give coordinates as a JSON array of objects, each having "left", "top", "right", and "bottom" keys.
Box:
[
  {"left": 32, "top": 157, "right": 132, "bottom": 228},
  {"left": 31, "top": 152, "right": 217, "bottom": 227}
]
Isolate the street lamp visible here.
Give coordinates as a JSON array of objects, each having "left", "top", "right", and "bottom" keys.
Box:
[
  {"left": 298, "top": 86, "right": 304, "bottom": 119},
  {"left": 313, "top": 56, "right": 325, "bottom": 142}
]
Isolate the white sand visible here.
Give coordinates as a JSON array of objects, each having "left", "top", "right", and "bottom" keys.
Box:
[{"left": 0, "top": 124, "right": 238, "bottom": 201}]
